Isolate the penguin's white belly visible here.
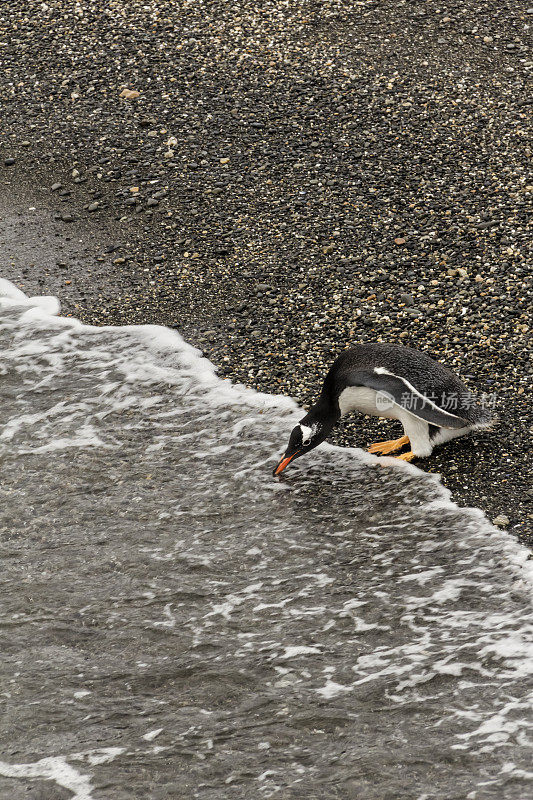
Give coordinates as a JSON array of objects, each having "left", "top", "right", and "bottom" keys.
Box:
[
  {"left": 338, "top": 387, "right": 399, "bottom": 419},
  {"left": 338, "top": 386, "right": 433, "bottom": 457}
]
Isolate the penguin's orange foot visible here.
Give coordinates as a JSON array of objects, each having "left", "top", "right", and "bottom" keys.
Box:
[
  {"left": 368, "top": 435, "right": 409, "bottom": 455},
  {"left": 395, "top": 451, "right": 416, "bottom": 462}
]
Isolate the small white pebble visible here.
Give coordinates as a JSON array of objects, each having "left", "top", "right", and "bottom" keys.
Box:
[{"left": 492, "top": 514, "right": 510, "bottom": 527}]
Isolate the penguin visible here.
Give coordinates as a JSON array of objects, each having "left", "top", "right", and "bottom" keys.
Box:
[{"left": 273, "top": 343, "right": 493, "bottom": 476}]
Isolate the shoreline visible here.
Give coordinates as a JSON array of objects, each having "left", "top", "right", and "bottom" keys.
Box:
[
  {"left": 1, "top": 174, "right": 530, "bottom": 544},
  {"left": 0, "top": 1, "right": 531, "bottom": 542}
]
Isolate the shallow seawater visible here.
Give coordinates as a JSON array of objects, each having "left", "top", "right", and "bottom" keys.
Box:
[{"left": 0, "top": 283, "right": 532, "bottom": 800}]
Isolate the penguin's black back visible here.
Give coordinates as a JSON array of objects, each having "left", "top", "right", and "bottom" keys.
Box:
[{"left": 320, "top": 343, "right": 489, "bottom": 424}]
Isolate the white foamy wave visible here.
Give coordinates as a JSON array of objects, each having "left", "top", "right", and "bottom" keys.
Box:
[
  {"left": 1, "top": 278, "right": 532, "bottom": 799},
  {"left": 0, "top": 748, "right": 125, "bottom": 800},
  {"left": 0, "top": 278, "right": 530, "bottom": 583}
]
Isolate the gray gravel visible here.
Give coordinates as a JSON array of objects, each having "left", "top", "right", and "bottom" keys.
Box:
[{"left": 0, "top": 0, "right": 531, "bottom": 542}]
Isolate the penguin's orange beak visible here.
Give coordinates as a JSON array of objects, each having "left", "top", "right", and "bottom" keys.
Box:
[{"left": 273, "top": 452, "right": 300, "bottom": 476}]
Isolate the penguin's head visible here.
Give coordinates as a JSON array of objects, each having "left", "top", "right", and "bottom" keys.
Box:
[{"left": 273, "top": 421, "right": 329, "bottom": 476}]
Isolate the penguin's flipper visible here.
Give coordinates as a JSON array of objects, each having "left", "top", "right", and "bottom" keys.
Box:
[{"left": 344, "top": 368, "right": 469, "bottom": 429}]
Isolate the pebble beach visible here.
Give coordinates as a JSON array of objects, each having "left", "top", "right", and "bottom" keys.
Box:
[{"left": 0, "top": 0, "right": 531, "bottom": 541}]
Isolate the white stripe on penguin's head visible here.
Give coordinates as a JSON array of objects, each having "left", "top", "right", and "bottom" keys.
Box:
[{"left": 299, "top": 423, "right": 316, "bottom": 446}]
